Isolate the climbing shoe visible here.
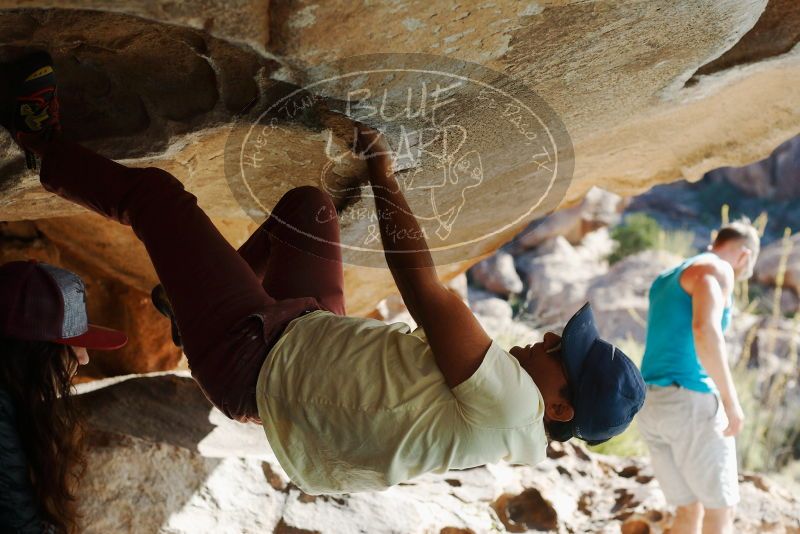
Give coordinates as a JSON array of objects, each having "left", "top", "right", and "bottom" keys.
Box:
[
  {"left": 4, "top": 51, "right": 60, "bottom": 170},
  {"left": 150, "top": 284, "right": 183, "bottom": 348}
]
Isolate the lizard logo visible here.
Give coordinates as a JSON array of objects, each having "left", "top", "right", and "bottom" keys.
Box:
[
  {"left": 319, "top": 123, "right": 483, "bottom": 242},
  {"left": 227, "top": 54, "right": 573, "bottom": 268}
]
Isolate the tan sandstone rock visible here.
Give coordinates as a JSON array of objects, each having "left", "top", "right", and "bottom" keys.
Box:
[
  {"left": 470, "top": 250, "right": 525, "bottom": 297},
  {"left": 515, "top": 187, "right": 627, "bottom": 250},
  {"left": 0, "top": 1, "right": 799, "bottom": 362},
  {"left": 73, "top": 373, "right": 800, "bottom": 534}
]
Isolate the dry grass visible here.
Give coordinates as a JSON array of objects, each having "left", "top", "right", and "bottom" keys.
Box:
[{"left": 732, "top": 216, "right": 799, "bottom": 472}]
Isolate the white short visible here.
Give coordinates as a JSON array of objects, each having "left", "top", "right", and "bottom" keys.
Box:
[{"left": 637, "top": 385, "right": 739, "bottom": 509}]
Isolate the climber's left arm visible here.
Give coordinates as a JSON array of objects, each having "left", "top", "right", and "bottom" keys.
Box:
[{"left": 357, "top": 125, "right": 492, "bottom": 389}]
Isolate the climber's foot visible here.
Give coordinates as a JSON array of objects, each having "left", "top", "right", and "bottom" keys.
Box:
[
  {"left": 4, "top": 51, "right": 60, "bottom": 169},
  {"left": 151, "top": 284, "right": 183, "bottom": 348}
]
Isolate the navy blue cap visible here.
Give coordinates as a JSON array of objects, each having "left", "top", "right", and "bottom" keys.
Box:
[{"left": 548, "top": 302, "right": 646, "bottom": 444}]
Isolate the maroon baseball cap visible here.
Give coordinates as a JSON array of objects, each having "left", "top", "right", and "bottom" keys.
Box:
[{"left": 0, "top": 260, "right": 127, "bottom": 350}]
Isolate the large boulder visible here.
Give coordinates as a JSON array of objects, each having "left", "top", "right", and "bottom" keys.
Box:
[
  {"left": 74, "top": 373, "right": 800, "bottom": 533},
  {"left": 515, "top": 187, "right": 626, "bottom": 249},
  {"left": 520, "top": 228, "right": 615, "bottom": 326},
  {"left": 1, "top": 0, "right": 798, "bottom": 221},
  {"left": 587, "top": 250, "right": 684, "bottom": 344},
  {"left": 469, "top": 250, "right": 524, "bottom": 297},
  {"left": 758, "top": 285, "right": 800, "bottom": 317},
  {"left": 707, "top": 136, "right": 800, "bottom": 199},
  {"left": 755, "top": 233, "right": 800, "bottom": 301}
]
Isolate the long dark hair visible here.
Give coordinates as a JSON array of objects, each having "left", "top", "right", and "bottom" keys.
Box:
[{"left": 0, "top": 337, "right": 85, "bottom": 533}]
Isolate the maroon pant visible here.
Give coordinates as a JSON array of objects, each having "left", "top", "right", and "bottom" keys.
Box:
[{"left": 40, "top": 140, "right": 345, "bottom": 421}]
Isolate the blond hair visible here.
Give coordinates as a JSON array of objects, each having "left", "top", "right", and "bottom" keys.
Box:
[
  {"left": 713, "top": 218, "right": 760, "bottom": 255},
  {"left": 712, "top": 218, "right": 761, "bottom": 275}
]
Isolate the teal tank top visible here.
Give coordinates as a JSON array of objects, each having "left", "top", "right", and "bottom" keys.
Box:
[{"left": 640, "top": 253, "right": 731, "bottom": 393}]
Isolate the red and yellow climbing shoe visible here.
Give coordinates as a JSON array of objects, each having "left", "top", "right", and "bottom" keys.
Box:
[{"left": 6, "top": 51, "right": 61, "bottom": 170}]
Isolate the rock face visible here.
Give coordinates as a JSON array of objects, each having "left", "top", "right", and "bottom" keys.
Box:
[
  {"left": 707, "top": 136, "right": 800, "bottom": 200},
  {"left": 587, "top": 250, "right": 684, "bottom": 343},
  {"left": 74, "top": 373, "right": 800, "bottom": 534},
  {"left": 470, "top": 251, "right": 524, "bottom": 297},
  {"left": 755, "top": 233, "right": 800, "bottom": 304},
  {"left": 515, "top": 188, "right": 626, "bottom": 250},
  {"left": 518, "top": 229, "right": 615, "bottom": 326},
  {"left": 0, "top": 0, "right": 799, "bottom": 324}
]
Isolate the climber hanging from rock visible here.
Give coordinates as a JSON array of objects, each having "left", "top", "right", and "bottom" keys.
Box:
[{"left": 2, "top": 51, "right": 645, "bottom": 495}]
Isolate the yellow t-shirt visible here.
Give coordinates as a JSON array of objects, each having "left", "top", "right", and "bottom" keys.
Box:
[{"left": 255, "top": 310, "right": 546, "bottom": 494}]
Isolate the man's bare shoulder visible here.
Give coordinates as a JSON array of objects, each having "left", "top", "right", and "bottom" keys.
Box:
[{"left": 680, "top": 254, "right": 734, "bottom": 295}]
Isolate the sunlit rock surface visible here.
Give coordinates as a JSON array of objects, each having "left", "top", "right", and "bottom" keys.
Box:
[
  {"left": 75, "top": 373, "right": 800, "bottom": 533},
  {"left": 0, "top": 0, "right": 798, "bottom": 320}
]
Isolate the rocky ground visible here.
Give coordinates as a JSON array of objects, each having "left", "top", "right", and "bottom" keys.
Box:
[{"left": 74, "top": 373, "right": 800, "bottom": 534}]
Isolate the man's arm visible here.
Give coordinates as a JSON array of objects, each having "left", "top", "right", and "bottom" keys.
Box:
[
  {"left": 684, "top": 263, "right": 744, "bottom": 436},
  {"left": 356, "top": 125, "right": 491, "bottom": 389}
]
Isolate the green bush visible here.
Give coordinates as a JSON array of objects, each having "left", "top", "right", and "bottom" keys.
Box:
[
  {"left": 609, "top": 213, "right": 662, "bottom": 264},
  {"left": 609, "top": 213, "right": 696, "bottom": 264}
]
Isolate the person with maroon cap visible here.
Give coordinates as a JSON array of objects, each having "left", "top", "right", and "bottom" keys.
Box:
[{"left": 0, "top": 259, "right": 127, "bottom": 533}]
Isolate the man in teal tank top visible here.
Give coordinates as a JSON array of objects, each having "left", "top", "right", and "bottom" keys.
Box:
[
  {"left": 637, "top": 220, "right": 760, "bottom": 534},
  {"left": 641, "top": 255, "right": 732, "bottom": 393}
]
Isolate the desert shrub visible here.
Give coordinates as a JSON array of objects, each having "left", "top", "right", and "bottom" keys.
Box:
[
  {"left": 508, "top": 292, "right": 525, "bottom": 318},
  {"left": 608, "top": 213, "right": 662, "bottom": 264},
  {"left": 733, "top": 369, "right": 765, "bottom": 469},
  {"left": 608, "top": 213, "right": 696, "bottom": 264},
  {"left": 735, "top": 353, "right": 800, "bottom": 472}
]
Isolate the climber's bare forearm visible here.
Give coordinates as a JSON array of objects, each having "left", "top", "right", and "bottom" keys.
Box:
[
  {"left": 366, "top": 155, "right": 439, "bottom": 321},
  {"left": 368, "top": 155, "right": 491, "bottom": 388},
  {"left": 356, "top": 125, "right": 437, "bottom": 286},
  {"left": 368, "top": 159, "right": 435, "bottom": 271}
]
